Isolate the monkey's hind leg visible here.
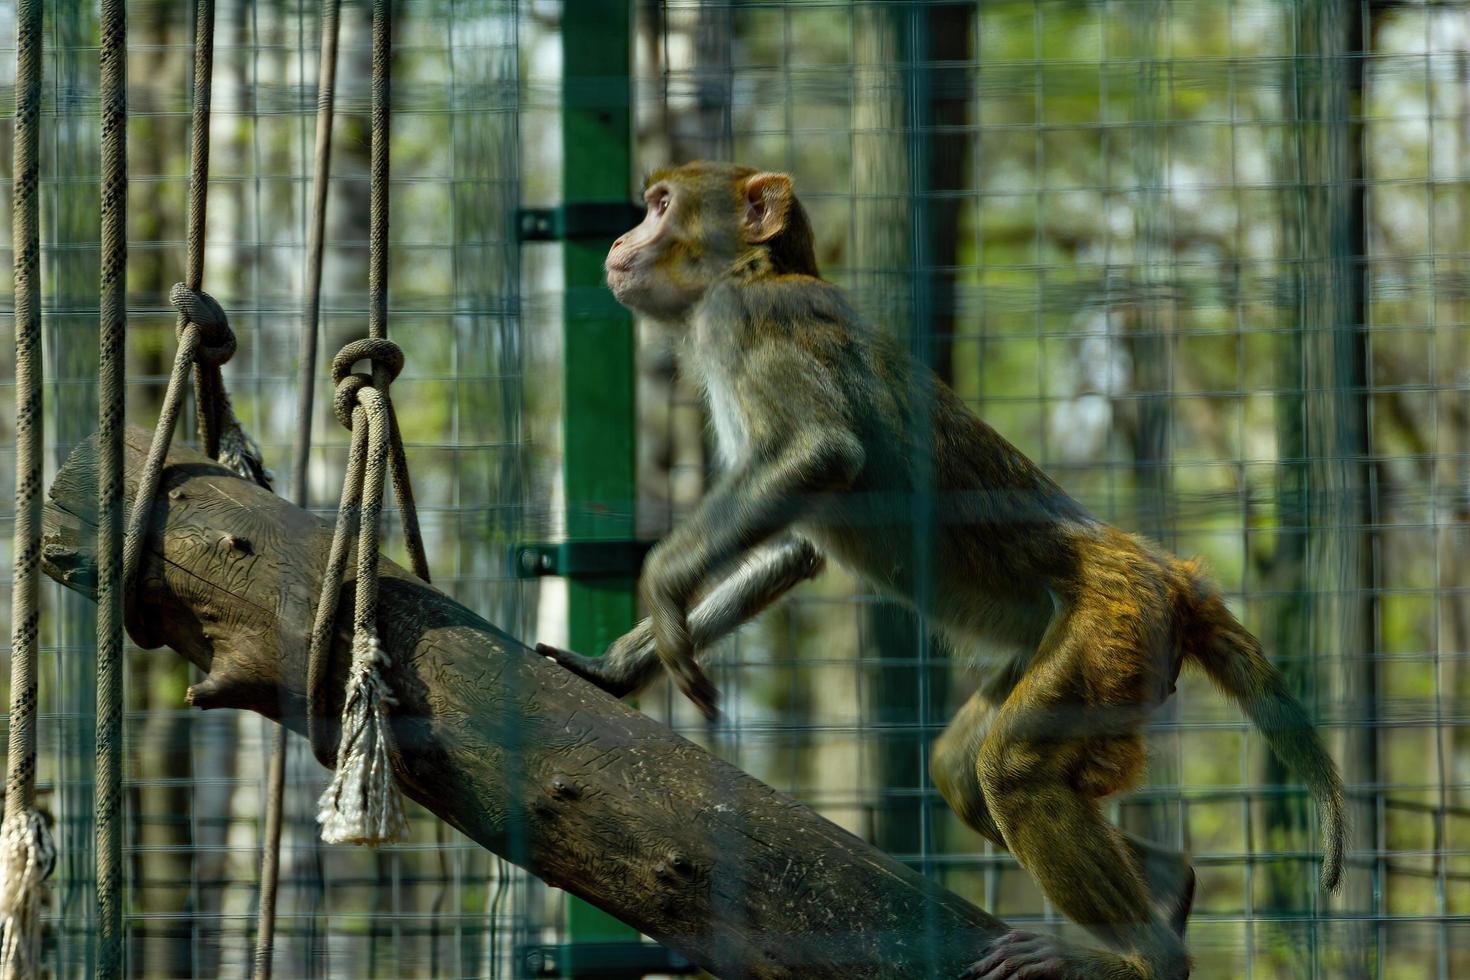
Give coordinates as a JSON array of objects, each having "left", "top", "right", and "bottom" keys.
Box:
[
  {"left": 933, "top": 689, "right": 1196, "bottom": 942},
  {"left": 962, "top": 626, "right": 1191, "bottom": 979}
]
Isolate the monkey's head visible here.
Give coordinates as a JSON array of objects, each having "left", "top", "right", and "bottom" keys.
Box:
[{"left": 605, "top": 162, "right": 819, "bottom": 321}]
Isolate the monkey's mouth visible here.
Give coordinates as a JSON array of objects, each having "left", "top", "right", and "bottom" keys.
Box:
[
  {"left": 605, "top": 254, "right": 638, "bottom": 275},
  {"left": 604, "top": 267, "right": 640, "bottom": 302},
  {"left": 604, "top": 258, "right": 644, "bottom": 291}
]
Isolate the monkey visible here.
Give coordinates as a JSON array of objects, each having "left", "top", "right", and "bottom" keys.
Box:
[{"left": 538, "top": 161, "right": 1345, "bottom": 980}]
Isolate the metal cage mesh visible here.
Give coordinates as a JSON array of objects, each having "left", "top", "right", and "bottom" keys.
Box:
[
  {"left": 3, "top": 0, "right": 525, "bottom": 975},
  {"left": 0, "top": 0, "right": 1465, "bottom": 977},
  {"left": 625, "top": 2, "right": 1469, "bottom": 978}
]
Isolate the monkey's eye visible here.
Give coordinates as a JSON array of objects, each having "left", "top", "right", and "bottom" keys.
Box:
[{"left": 654, "top": 191, "right": 670, "bottom": 216}]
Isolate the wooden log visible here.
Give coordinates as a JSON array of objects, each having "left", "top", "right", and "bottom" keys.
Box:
[{"left": 41, "top": 426, "right": 1008, "bottom": 979}]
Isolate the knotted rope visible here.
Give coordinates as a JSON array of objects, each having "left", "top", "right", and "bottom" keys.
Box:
[
  {"left": 170, "top": 285, "right": 272, "bottom": 486},
  {"left": 94, "top": 0, "right": 128, "bottom": 971},
  {"left": 122, "top": 289, "right": 271, "bottom": 608},
  {"left": 1, "top": 2, "right": 55, "bottom": 976},
  {"left": 304, "top": 0, "right": 429, "bottom": 847},
  {"left": 114, "top": 7, "right": 269, "bottom": 967},
  {"left": 120, "top": 4, "right": 271, "bottom": 605},
  {"left": 308, "top": 339, "right": 427, "bottom": 845}
]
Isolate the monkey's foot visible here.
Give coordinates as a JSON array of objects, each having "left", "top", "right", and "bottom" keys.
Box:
[
  {"left": 536, "top": 643, "right": 637, "bottom": 698},
  {"left": 666, "top": 654, "right": 720, "bottom": 721},
  {"left": 962, "top": 929, "right": 1190, "bottom": 980},
  {"left": 960, "top": 931, "right": 1099, "bottom": 980}
]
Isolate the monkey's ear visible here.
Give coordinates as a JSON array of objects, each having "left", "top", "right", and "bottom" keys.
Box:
[{"left": 743, "top": 172, "right": 794, "bottom": 243}]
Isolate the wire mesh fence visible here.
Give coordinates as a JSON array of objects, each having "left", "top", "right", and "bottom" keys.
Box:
[
  {"left": 0, "top": 0, "right": 1465, "bottom": 977},
  {"left": 623, "top": 2, "right": 1468, "bottom": 978},
  {"left": 4, "top": 0, "right": 526, "bottom": 975}
]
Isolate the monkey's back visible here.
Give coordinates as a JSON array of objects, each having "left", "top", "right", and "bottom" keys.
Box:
[
  {"left": 694, "top": 272, "right": 1199, "bottom": 667},
  {"left": 695, "top": 275, "right": 1092, "bottom": 641}
]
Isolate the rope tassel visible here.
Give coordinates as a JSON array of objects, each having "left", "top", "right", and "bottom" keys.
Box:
[
  {"left": 306, "top": 0, "right": 420, "bottom": 852},
  {"left": 317, "top": 633, "right": 406, "bottom": 845},
  {"left": 307, "top": 339, "right": 427, "bottom": 847},
  {"left": 0, "top": 809, "right": 55, "bottom": 977},
  {"left": 218, "top": 416, "right": 273, "bottom": 489}
]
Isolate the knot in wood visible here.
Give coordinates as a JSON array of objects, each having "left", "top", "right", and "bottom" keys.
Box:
[
  {"left": 550, "top": 777, "right": 580, "bottom": 800},
  {"left": 169, "top": 283, "right": 236, "bottom": 366},
  {"left": 220, "top": 533, "right": 253, "bottom": 554}
]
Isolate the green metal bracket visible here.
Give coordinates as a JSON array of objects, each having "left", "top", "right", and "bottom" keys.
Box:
[
  {"left": 518, "top": 202, "right": 644, "bottom": 242},
  {"left": 513, "top": 539, "right": 653, "bottom": 579}
]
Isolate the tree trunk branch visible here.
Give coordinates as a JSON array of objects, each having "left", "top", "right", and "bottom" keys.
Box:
[{"left": 40, "top": 427, "right": 1006, "bottom": 979}]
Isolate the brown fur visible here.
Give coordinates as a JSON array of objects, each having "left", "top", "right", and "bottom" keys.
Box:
[{"left": 563, "top": 162, "right": 1346, "bottom": 980}]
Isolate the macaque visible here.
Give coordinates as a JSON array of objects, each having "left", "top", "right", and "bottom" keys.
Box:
[{"left": 540, "top": 162, "right": 1344, "bottom": 980}]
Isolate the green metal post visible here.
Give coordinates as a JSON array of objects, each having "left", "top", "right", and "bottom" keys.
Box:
[{"left": 561, "top": 0, "right": 642, "bottom": 967}]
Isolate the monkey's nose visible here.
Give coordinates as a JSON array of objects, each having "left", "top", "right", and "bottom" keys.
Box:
[{"left": 611, "top": 237, "right": 625, "bottom": 250}]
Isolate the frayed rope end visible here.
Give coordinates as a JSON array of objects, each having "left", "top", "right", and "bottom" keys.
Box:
[
  {"left": 218, "top": 419, "right": 274, "bottom": 490},
  {"left": 0, "top": 808, "right": 56, "bottom": 976},
  {"left": 317, "top": 632, "right": 407, "bottom": 846}
]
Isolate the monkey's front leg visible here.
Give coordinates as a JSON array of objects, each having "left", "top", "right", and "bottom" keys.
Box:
[
  {"left": 643, "top": 429, "right": 865, "bottom": 718},
  {"left": 539, "top": 536, "right": 825, "bottom": 698}
]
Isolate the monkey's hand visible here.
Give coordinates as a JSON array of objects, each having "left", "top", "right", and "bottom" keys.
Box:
[
  {"left": 541, "top": 537, "right": 826, "bottom": 705},
  {"left": 537, "top": 620, "right": 654, "bottom": 699},
  {"left": 643, "top": 545, "right": 720, "bottom": 720},
  {"left": 537, "top": 642, "right": 639, "bottom": 698}
]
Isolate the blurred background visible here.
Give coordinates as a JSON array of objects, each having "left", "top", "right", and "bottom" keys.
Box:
[{"left": 1, "top": 0, "right": 1467, "bottom": 977}]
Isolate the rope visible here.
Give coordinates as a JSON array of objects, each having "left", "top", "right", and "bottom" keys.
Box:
[
  {"left": 308, "top": 340, "right": 426, "bottom": 844},
  {"left": 1, "top": 3, "right": 57, "bottom": 974},
  {"left": 122, "top": 0, "right": 271, "bottom": 600},
  {"left": 93, "top": 0, "right": 128, "bottom": 972},
  {"left": 252, "top": 1, "right": 342, "bottom": 974},
  {"left": 115, "top": 3, "right": 271, "bottom": 959},
  {"left": 175, "top": 0, "right": 271, "bottom": 487},
  {"left": 367, "top": 0, "right": 430, "bottom": 584},
  {"left": 304, "top": 0, "right": 429, "bottom": 847},
  {"left": 294, "top": 0, "right": 343, "bottom": 510}
]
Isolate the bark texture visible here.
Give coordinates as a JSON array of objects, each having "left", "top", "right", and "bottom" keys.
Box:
[{"left": 40, "top": 426, "right": 1008, "bottom": 979}]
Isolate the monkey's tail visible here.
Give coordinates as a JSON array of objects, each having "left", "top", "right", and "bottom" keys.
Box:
[{"left": 1180, "top": 569, "right": 1346, "bottom": 892}]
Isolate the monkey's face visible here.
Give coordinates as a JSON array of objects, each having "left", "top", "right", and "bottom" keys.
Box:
[
  {"left": 605, "top": 174, "right": 732, "bottom": 321},
  {"left": 606, "top": 163, "right": 819, "bottom": 321}
]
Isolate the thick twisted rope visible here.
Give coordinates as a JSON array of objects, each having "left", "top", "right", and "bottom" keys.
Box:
[
  {"left": 120, "top": 290, "right": 267, "bottom": 641},
  {"left": 93, "top": 0, "right": 128, "bottom": 973},
  {"left": 122, "top": 0, "right": 270, "bottom": 607},
  {"left": 308, "top": 340, "right": 427, "bottom": 844},
  {"left": 1, "top": 2, "right": 56, "bottom": 976},
  {"left": 365, "top": 0, "right": 429, "bottom": 584},
  {"left": 303, "top": 0, "right": 429, "bottom": 846},
  {"left": 167, "top": 0, "right": 271, "bottom": 487},
  {"left": 182, "top": 0, "right": 218, "bottom": 455},
  {"left": 252, "top": 0, "right": 344, "bottom": 975},
  {"left": 122, "top": 292, "right": 251, "bottom": 587},
  {"left": 116, "top": 8, "right": 271, "bottom": 965}
]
